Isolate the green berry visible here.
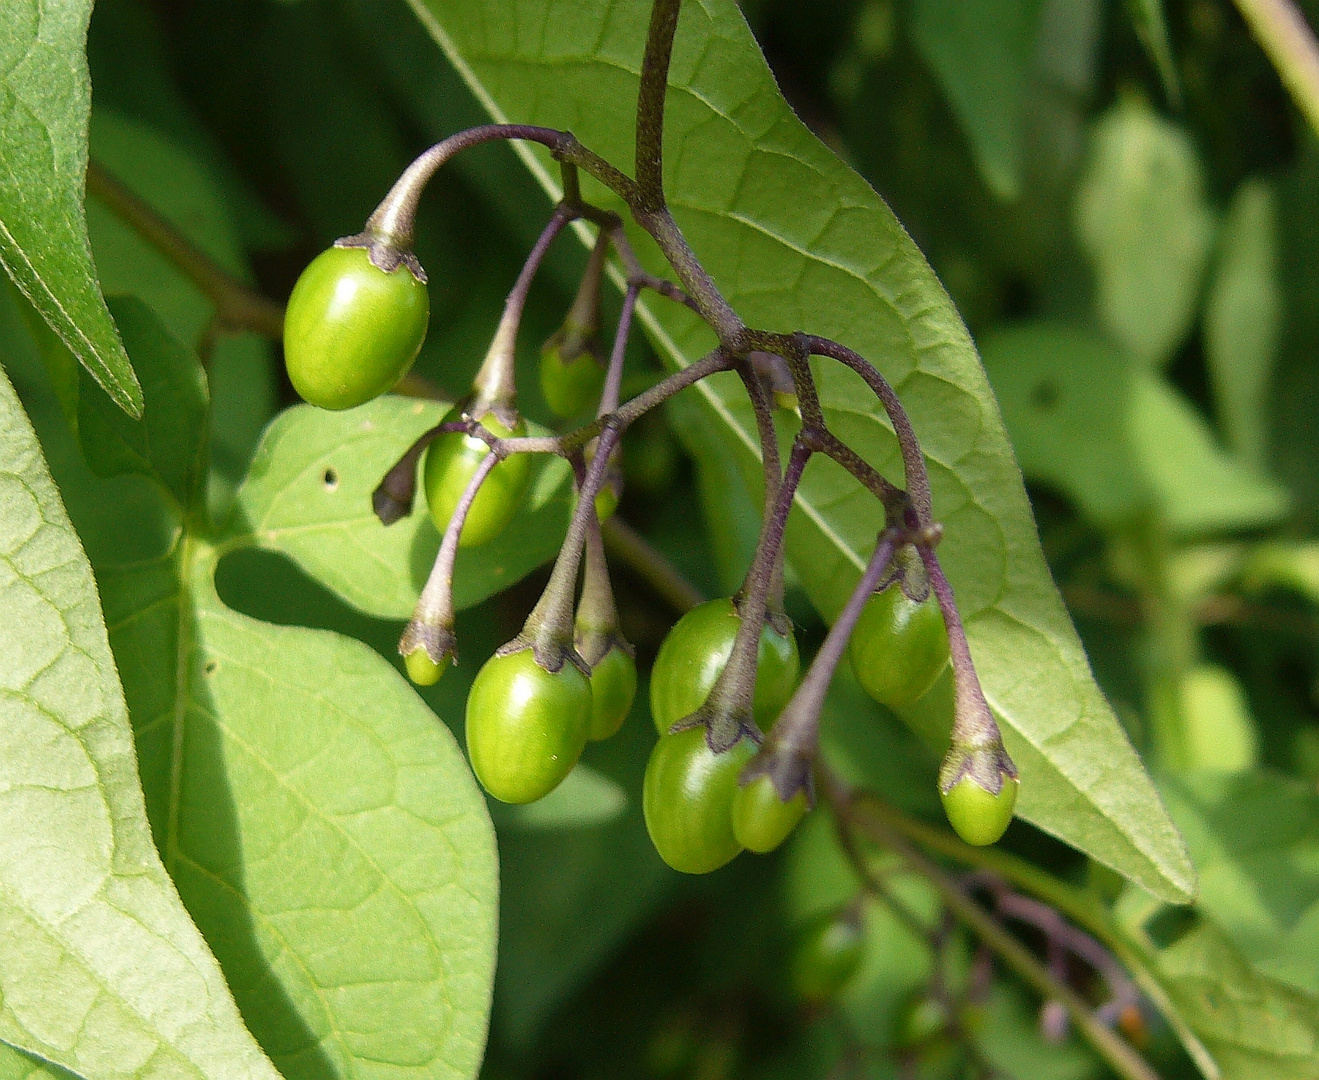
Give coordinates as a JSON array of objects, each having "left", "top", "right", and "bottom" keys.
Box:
[
  {"left": 404, "top": 647, "right": 445, "bottom": 687},
  {"left": 650, "top": 599, "right": 799, "bottom": 735},
  {"left": 423, "top": 408, "right": 531, "bottom": 547},
  {"left": 283, "top": 245, "right": 429, "bottom": 411},
  {"left": 540, "top": 334, "right": 605, "bottom": 417},
  {"left": 585, "top": 644, "right": 637, "bottom": 741},
  {"left": 643, "top": 727, "right": 755, "bottom": 874},
  {"left": 731, "top": 773, "right": 809, "bottom": 853},
  {"left": 465, "top": 649, "right": 592, "bottom": 804},
  {"left": 848, "top": 582, "right": 949, "bottom": 709},
  {"left": 789, "top": 909, "right": 865, "bottom": 1003},
  {"left": 940, "top": 773, "right": 1018, "bottom": 846}
]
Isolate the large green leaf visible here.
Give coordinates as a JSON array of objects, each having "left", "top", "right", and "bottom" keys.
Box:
[
  {"left": 404, "top": 0, "right": 1194, "bottom": 901},
  {"left": 1156, "top": 920, "right": 1319, "bottom": 1079},
  {"left": 5, "top": 268, "right": 501, "bottom": 1080},
  {"left": 1161, "top": 771, "right": 1319, "bottom": 997},
  {"left": 0, "top": 363, "right": 276, "bottom": 1079},
  {"left": 0, "top": 0, "right": 141, "bottom": 415},
  {"left": 910, "top": 0, "right": 1043, "bottom": 202}
]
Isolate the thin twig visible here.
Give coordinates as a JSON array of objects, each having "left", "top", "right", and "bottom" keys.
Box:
[
  {"left": 828, "top": 776, "right": 1163, "bottom": 1080},
  {"left": 86, "top": 160, "right": 286, "bottom": 339}
]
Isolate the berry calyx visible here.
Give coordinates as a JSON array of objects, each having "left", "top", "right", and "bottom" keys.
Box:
[
  {"left": 649, "top": 599, "right": 799, "bottom": 736},
  {"left": 465, "top": 649, "right": 592, "bottom": 804},
  {"left": 423, "top": 408, "right": 530, "bottom": 547},
  {"left": 848, "top": 580, "right": 949, "bottom": 709},
  {"left": 283, "top": 245, "right": 429, "bottom": 411},
  {"left": 643, "top": 726, "right": 756, "bottom": 874},
  {"left": 731, "top": 773, "right": 808, "bottom": 853}
]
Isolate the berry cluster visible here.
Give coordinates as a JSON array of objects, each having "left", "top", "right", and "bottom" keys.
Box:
[{"left": 282, "top": 118, "right": 1020, "bottom": 870}]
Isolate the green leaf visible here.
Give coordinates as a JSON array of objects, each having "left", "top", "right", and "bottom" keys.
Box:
[
  {"left": 1129, "top": 369, "right": 1289, "bottom": 535},
  {"left": 1205, "top": 179, "right": 1281, "bottom": 472},
  {"left": 406, "top": 0, "right": 1196, "bottom": 902},
  {"left": 233, "top": 398, "right": 574, "bottom": 620},
  {"left": 1160, "top": 771, "right": 1319, "bottom": 997},
  {"left": 77, "top": 296, "right": 209, "bottom": 509},
  {"left": 981, "top": 322, "right": 1290, "bottom": 536},
  {"left": 1157, "top": 920, "right": 1319, "bottom": 1078},
  {"left": 910, "top": 0, "right": 1043, "bottom": 202},
  {"left": 6, "top": 269, "right": 502, "bottom": 1080},
  {"left": 0, "top": 362, "right": 277, "bottom": 1079},
  {"left": 1123, "top": 0, "right": 1182, "bottom": 109},
  {"left": 0, "top": 0, "right": 141, "bottom": 416},
  {"left": 1076, "top": 97, "right": 1214, "bottom": 369}
]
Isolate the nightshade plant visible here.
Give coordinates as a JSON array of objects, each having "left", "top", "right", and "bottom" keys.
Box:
[{"left": 6, "top": 0, "right": 1319, "bottom": 1078}]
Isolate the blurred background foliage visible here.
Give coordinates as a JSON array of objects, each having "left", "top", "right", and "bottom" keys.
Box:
[{"left": 42, "top": 0, "right": 1319, "bottom": 1075}]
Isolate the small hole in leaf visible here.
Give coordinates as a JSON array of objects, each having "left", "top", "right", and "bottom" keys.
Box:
[
  {"left": 204, "top": 660, "right": 218, "bottom": 675},
  {"left": 1031, "top": 381, "right": 1059, "bottom": 411},
  {"left": 323, "top": 468, "right": 339, "bottom": 491}
]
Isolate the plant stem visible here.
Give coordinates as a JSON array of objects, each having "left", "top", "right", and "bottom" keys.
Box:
[
  {"left": 829, "top": 778, "right": 1163, "bottom": 1080},
  {"left": 601, "top": 516, "right": 706, "bottom": 613},
  {"left": 601, "top": 283, "right": 641, "bottom": 415},
  {"left": 802, "top": 335, "right": 932, "bottom": 525},
  {"left": 636, "top": 0, "right": 682, "bottom": 209},
  {"left": 690, "top": 438, "right": 812, "bottom": 751},
  {"left": 474, "top": 207, "right": 572, "bottom": 410},
  {"left": 401, "top": 448, "right": 501, "bottom": 661},
  {"left": 1233, "top": 0, "right": 1319, "bottom": 138},
  {"left": 86, "top": 160, "right": 285, "bottom": 339},
  {"left": 750, "top": 532, "right": 899, "bottom": 799},
  {"left": 920, "top": 546, "right": 1012, "bottom": 766},
  {"left": 842, "top": 791, "right": 1217, "bottom": 1080},
  {"left": 517, "top": 424, "right": 623, "bottom": 667}
]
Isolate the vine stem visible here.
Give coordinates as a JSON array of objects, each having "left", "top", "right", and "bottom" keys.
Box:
[
  {"left": 400, "top": 448, "right": 501, "bottom": 661},
  {"left": 827, "top": 775, "right": 1163, "bottom": 1080},
  {"left": 683, "top": 437, "right": 812, "bottom": 751},
  {"left": 474, "top": 206, "right": 572, "bottom": 409},
  {"left": 801, "top": 335, "right": 932, "bottom": 526},
  {"left": 86, "top": 160, "right": 285, "bottom": 339},
  {"left": 1233, "top": 0, "right": 1319, "bottom": 138},
  {"left": 838, "top": 790, "right": 1218, "bottom": 1080},
  {"left": 748, "top": 531, "right": 899, "bottom": 798}
]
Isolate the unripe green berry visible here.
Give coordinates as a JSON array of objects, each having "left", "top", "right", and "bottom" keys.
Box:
[
  {"left": 940, "top": 773, "right": 1018, "bottom": 846},
  {"left": 404, "top": 647, "right": 445, "bottom": 687},
  {"left": 731, "top": 774, "right": 808, "bottom": 853},
  {"left": 540, "top": 334, "right": 605, "bottom": 417},
  {"left": 585, "top": 644, "right": 637, "bottom": 741},
  {"left": 423, "top": 409, "right": 531, "bottom": 548},
  {"left": 650, "top": 599, "right": 799, "bottom": 735},
  {"left": 789, "top": 909, "right": 865, "bottom": 1004},
  {"left": 283, "top": 245, "right": 429, "bottom": 411},
  {"left": 465, "top": 650, "right": 592, "bottom": 804},
  {"left": 643, "top": 727, "right": 755, "bottom": 874},
  {"left": 848, "top": 583, "right": 949, "bottom": 709}
]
